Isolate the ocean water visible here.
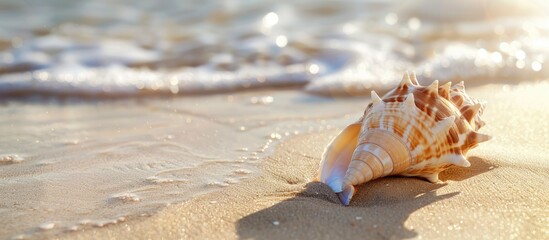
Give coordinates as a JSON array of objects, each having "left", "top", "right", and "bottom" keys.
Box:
[
  {"left": 1, "top": 0, "right": 549, "bottom": 238},
  {"left": 1, "top": 0, "right": 548, "bottom": 97}
]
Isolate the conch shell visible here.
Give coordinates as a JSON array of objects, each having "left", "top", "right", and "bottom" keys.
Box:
[{"left": 319, "top": 72, "right": 491, "bottom": 205}]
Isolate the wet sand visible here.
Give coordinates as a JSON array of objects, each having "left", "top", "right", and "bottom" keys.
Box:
[
  {"left": 56, "top": 82, "right": 549, "bottom": 240},
  {"left": 1, "top": 89, "right": 367, "bottom": 239}
]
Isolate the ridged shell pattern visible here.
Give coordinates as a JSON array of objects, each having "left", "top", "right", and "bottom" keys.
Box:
[{"left": 318, "top": 72, "right": 491, "bottom": 205}]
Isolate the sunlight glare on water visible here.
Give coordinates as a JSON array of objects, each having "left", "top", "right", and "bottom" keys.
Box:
[{"left": 0, "top": 0, "right": 548, "bottom": 97}]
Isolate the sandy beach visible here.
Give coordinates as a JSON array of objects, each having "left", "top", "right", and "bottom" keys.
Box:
[{"left": 51, "top": 82, "right": 549, "bottom": 240}]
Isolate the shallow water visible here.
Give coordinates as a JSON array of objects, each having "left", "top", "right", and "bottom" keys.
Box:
[
  {"left": 0, "top": 91, "right": 368, "bottom": 238},
  {"left": 1, "top": 0, "right": 548, "bottom": 97},
  {"left": 1, "top": 0, "right": 549, "bottom": 238}
]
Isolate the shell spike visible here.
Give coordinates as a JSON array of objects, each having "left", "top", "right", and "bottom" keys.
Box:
[
  {"left": 450, "top": 155, "right": 471, "bottom": 167},
  {"left": 371, "top": 91, "right": 383, "bottom": 107},
  {"left": 435, "top": 116, "right": 455, "bottom": 135},
  {"left": 439, "top": 82, "right": 451, "bottom": 99},
  {"left": 426, "top": 80, "right": 439, "bottom": 95},
  {"left": 452, "top": 81, "right": 465, "bottom": 91},
  {"left": 422, "top": 172, "right": 441, "bottom": 183},
  {"left": 401, "top": 93, "right": 415, "bottom": 109},
  {"left": 400, "top": 72, "right": 413, "bottom": 88},
  {"left": 477, "top": 120, "right": 486, "bottom": 129},
  {"left": 471, "top": 131, "right": 492, "bottom": 143},
  {"left": 461, "top": 103, "right": 482, "bottom": 124},
  {"left": 463, "top": 131, "right": 492, "bottom": 149},
  {"left": 409, "top": 71, "right": 419, "bottom": 85}
]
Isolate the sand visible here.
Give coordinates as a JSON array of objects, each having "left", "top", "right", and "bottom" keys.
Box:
[
  {"left": 50, "top": 82, "right": 549, "bottom": 240},
  {"left": 1, "top": 89, "right": 368, "bottom": 239}
]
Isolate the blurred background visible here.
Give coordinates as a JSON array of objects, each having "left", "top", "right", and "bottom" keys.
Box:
[{"left": 1, "top": 0, "right": 548, "bottom": 97}]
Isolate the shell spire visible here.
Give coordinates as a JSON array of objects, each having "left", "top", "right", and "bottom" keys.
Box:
[
  {"left": 319, "top": 72, "right": 491, "bottom": 205},
  {"left": 339, "top": 129, "right": 411, "bottom": 205}
]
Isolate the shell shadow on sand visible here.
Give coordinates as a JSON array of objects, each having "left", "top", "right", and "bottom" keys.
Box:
[{"left": 236, "top": 156, "right": 495, "bottom": 240}]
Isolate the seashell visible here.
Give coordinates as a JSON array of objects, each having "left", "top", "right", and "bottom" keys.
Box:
[{"left": 318, "top": 72, "right": 491, "bottom": 205}]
